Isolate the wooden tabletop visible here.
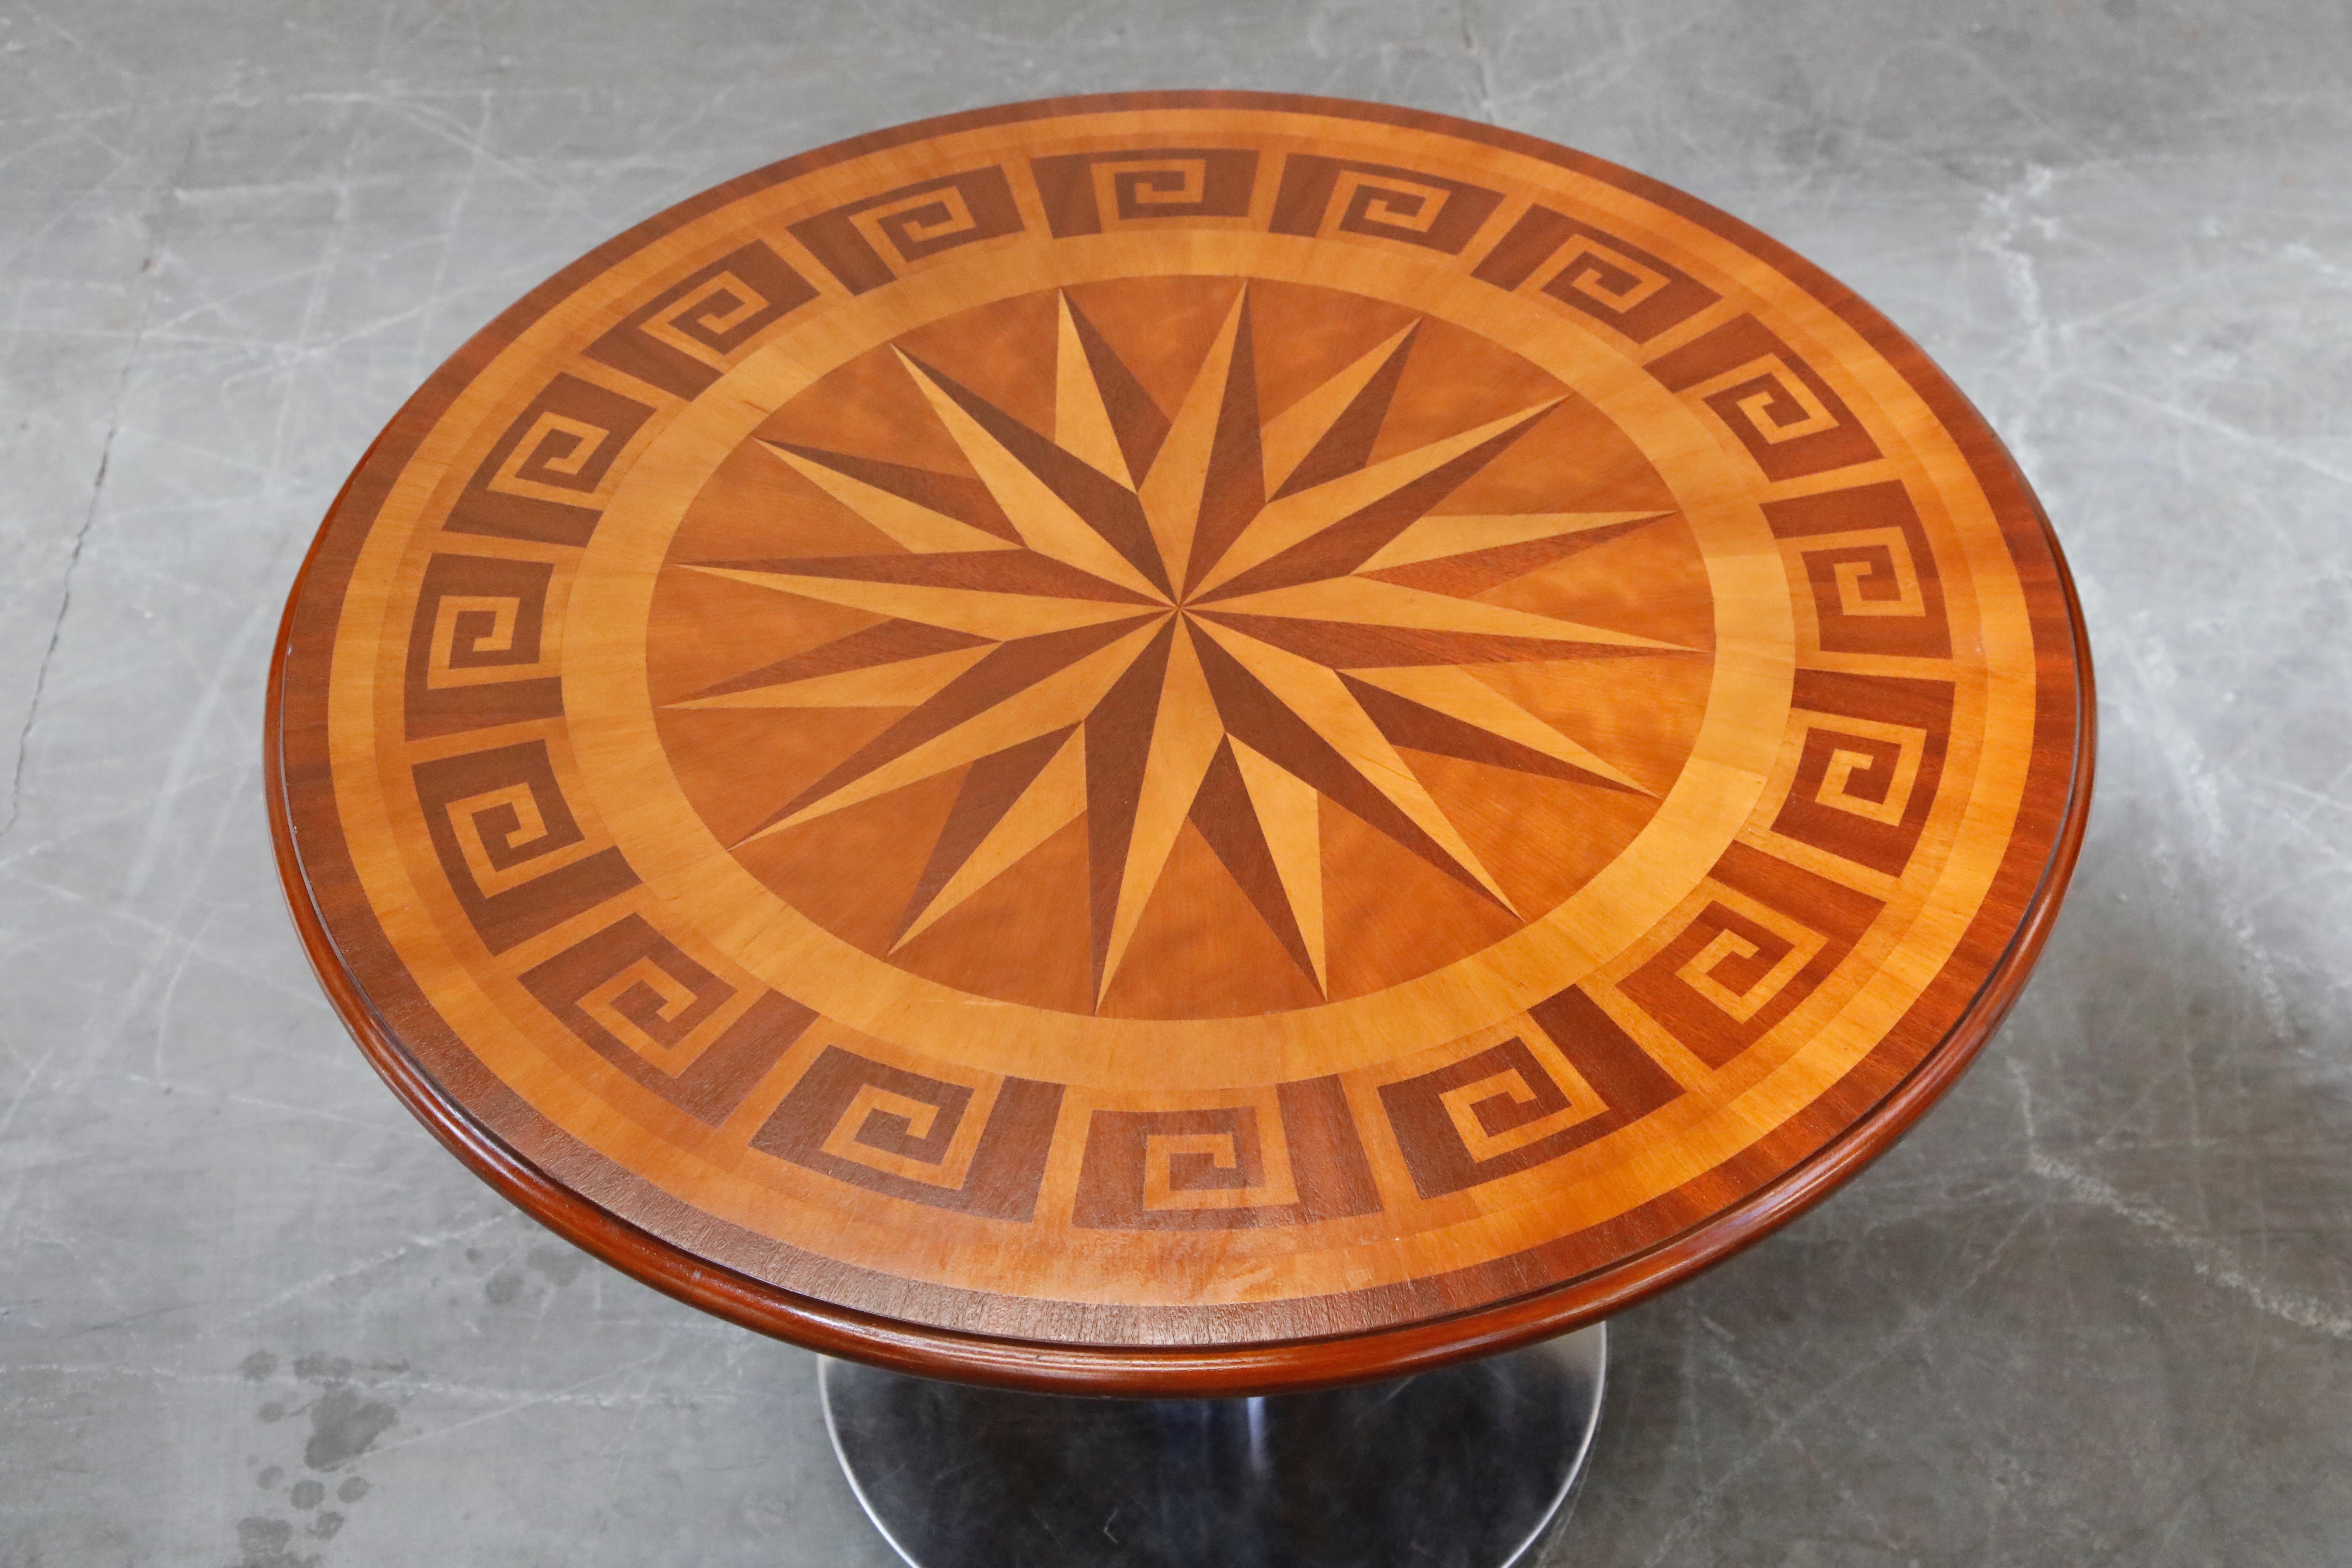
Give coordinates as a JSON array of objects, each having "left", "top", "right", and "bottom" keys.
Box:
[{"left": 267, "top": 92, "right": 2092, "bottom": 1394}]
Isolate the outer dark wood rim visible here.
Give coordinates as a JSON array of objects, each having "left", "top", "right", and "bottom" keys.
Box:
[{"left": 265, "top": 91, "right": 2094, "bottom": 1395}]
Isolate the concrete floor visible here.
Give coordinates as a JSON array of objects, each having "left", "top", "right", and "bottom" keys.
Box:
[{"left": 3, "top": 1, "right": 2348, "bottom": 1563}]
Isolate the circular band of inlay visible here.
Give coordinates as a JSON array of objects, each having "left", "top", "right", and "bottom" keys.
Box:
[{"left": 268, "top": 92, "right": 2092, "bottom": 1393}]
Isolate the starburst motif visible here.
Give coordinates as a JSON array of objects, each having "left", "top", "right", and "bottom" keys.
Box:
[{"left": 671, "top": 286, "right": 1692, "bottom": 1008}]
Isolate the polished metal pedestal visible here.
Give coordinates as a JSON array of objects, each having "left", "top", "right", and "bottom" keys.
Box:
[{"left": 821, "top": 1325, "right": 1605, "bottom": 1568}]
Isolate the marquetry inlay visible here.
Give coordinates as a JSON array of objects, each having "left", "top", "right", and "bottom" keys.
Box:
[{"left": 268, "top": 93, "right": 2091, "bottom": 1392}]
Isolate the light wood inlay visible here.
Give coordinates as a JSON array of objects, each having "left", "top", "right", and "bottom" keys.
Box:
[{"left": 266, "top": 93, "right": 2092, "bottom": 1395}]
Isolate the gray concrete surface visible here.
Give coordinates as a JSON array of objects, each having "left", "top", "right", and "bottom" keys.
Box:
[{"left": 2, "top": 1, "right": 2348, "bottom": 1563}]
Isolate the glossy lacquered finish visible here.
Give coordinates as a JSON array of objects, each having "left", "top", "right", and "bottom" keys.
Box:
[
  {"left": 266, "top": 92, "right": 2093, "bottom": 1393},
  {"left": 821, "top": 1326, "right": 1605, "bottom": 1568}
]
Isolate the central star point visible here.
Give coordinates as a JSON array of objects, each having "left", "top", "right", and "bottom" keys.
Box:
[{"left": 680, "top": 281, "right": 1680, "bottom": 1012}]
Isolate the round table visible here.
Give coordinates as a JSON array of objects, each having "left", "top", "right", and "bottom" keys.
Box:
[{"left": 266, "top": 93, "right": 2093, "bottom": 1567}]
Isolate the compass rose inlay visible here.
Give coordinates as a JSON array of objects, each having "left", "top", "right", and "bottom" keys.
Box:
[{"left": 651, "top": 277, "right": 1716, "bottom": 1017}]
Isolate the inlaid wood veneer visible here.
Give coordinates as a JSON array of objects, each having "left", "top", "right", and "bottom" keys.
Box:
[{"left": 266, "top": 93, "right": 2092, "bottom": 1395}]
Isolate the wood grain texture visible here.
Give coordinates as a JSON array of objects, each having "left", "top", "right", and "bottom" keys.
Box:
[{"left": 265, "top": 92, "right": 2093, "bottom": 1394}]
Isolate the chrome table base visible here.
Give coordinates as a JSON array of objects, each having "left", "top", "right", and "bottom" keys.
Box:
[{"left": 821, "top": 1325, "right": 1605, "bottom": 1568}]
